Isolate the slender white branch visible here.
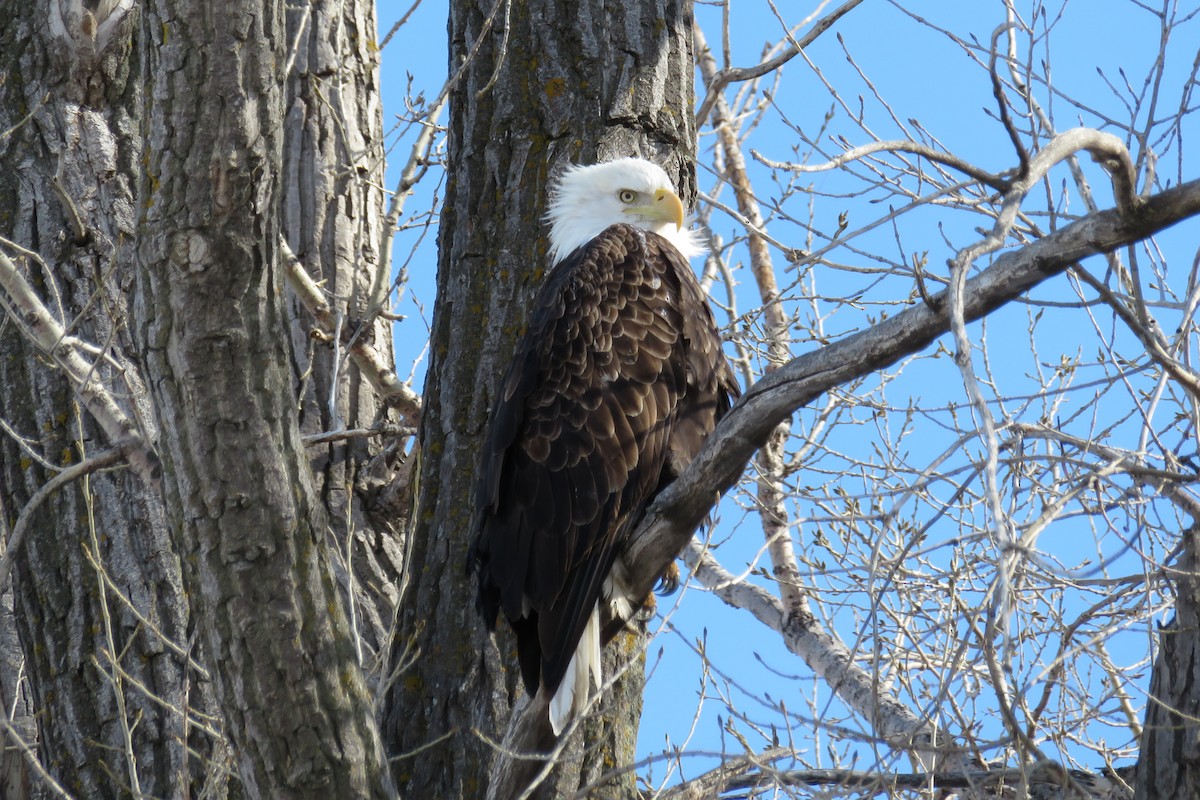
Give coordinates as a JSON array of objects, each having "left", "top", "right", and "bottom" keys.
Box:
[
  {"left": 1010, "top": 422, "right": 1200, "bottom": 521},
  {"left": 753, "top": 140, "right": 1007, "bottom": 191},
  {"left": 280, "top": 237, "right": 422, "bottom": 425},
  {"left": 0, "top": 244, "right": 159, "bottom": 486},
  {"left": 373, "top": 96, "right": 446, "bottom": 312},
  {"left": 0, "top": 716, "right": 75, "bottom": 799}
]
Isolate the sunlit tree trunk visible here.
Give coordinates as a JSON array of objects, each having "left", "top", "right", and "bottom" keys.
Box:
[
  {"left": 133, "top": 0, "right": 393, "bottom": 795},
  {"left": 0, "top": 3, "right": 211, "bottom": 796},
  {"left": 382, "top": 0, "right": 698, "bottom": 796},
  {"left": 281, "top": 0, "right": 407, "bottom": 683}
]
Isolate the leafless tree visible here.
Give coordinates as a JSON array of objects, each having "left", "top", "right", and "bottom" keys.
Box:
[
  {"left": 634, "top": 2, "right": 1200, "bottom": 798},
  {"left": 1, "top": 0, "right": 1199, "bottom": 799}
]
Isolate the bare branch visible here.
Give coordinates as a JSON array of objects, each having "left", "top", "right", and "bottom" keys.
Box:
[
  {"left": 694, "top": 0, "right": 865, "bottom": 127},
  {"left": 280, "top": 237, "right": 422, "bottom": 425},
  {"left": 1010, "top": 421, "right": 1200, "bottom": 521},
  {"left": 681, "top": 543, "right": 944, "bottom": 760},
  {"left": 302, "top": 425, "right": 417, "bottom": 447},
  {"left": 669, "top": 760, "right": 1135, "bottom": 799},
  {"left": 0, "top": 243, "right": 160, "bottom": 486},
  {"left": 0, "top": 449, "right": 125, "bottom": 591},
  {"left": 379, "top": 0, "right": 425, "bottom": 49},
  {"left": 1072, "top": 266, "right": 1200, "bottom": 401},
  {"left": 373, "top": 96, "right": 446, "bottom": 313},
  {"left": 753, "top": 140, "right": 1009, "bottom": 192},
  {"left": 621, "top": 176, "right": 1200, "bottom": 604},
  {"left": 0, "top": 717, "right": 75, "bottom": 800}
]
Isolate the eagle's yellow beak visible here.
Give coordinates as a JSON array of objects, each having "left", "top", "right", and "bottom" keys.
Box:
[{"left": 632, "top": 188, "right": 686, "bottom": 230}]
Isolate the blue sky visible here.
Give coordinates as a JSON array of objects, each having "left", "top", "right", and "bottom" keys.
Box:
[{"left": 375, "top": 0, "right": 1199, "bottom": 788}]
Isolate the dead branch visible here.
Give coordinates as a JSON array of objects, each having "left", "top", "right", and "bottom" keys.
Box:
[
  {"left": 0, "top": 449, "right": 125, "bottom": 591},
  {"left": 695, "top": 0, "right": 865, "bottom": 127}
]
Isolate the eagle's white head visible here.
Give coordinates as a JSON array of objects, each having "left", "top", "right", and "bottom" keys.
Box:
[{"left": 546, "top": 157, "right": 706, "bottom": 265}]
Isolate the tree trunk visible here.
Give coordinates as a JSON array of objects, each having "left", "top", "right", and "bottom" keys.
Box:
[
  {"left": 1137, "top": 524, "right": 1200, "bottom": 799},
  {"left": 280, "top": 0, "right": 407, "bottom": 687},
  {"left": 133, "top": 0, "right": 393, "bottom": 796},
  {"left": 2, "top": 0, "right": 401, "bottom": 795},
  {"left": 382, "top": 0, "right": 697, "bottom": 796},
  {"left": 0, "top": 3, "right": 220, "bottom": 796}
]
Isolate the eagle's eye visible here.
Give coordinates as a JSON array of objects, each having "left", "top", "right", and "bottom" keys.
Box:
[{"left": 617, "top": 189, "right": 638, "bottom": 204}]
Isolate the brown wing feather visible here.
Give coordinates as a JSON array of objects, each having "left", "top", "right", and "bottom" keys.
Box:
[{"left": 470, "top": 223, "right": 739, "bottom": 698}]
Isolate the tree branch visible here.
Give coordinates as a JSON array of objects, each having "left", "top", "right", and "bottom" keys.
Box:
[
  {"left": 662, "top": 759, "right": 1135, "bottom": 799},
  {"left": 0, "top": 449, "right": 126, "bottom": 591},
  {"left": 753, "top": 140, "right": 1009, "bottom": 192},
  {"left": 694, "top": 0, "right": 865, "bottom": 127},
  {"left": 695, "top": 19, "right": 949, "bottom": 766},
  {"left": 0, "top": 243, "right": 160, "bottom": 487},
  {"left": 280, "top": 237, "right": 422, "bottom": 425},
  {"left": 372, "top": 95, "right": 446, "bottom": 313},
  {"left": 620, "top": 176, "right": 1200, "bottom": 603}
]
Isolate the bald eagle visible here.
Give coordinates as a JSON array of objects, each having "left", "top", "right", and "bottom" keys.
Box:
[{"left": 470, "top": 157, "right": 740, "bottom": 735}]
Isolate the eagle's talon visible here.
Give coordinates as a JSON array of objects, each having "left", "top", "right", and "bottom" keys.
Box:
[
  {"left": 639, "top": 592, "right": 657, "bottom": 622},
  {"left": 655, "top": 562, "right": 680, "bottom": 596}
]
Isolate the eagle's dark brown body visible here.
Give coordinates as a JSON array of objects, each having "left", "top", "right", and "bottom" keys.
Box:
[{"left": 470, "top": 222, "right": 739, "bottom": 716}]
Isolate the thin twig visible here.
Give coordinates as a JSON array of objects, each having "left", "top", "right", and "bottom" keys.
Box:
[
  {"left": 0, "top": 449, "right": 125, "bottom": 591},
  {"left": 0, "top": 717, "right": 75, "bottom": 799},
  {"left": 695, "top": 0, "right": 865, "bottom": 127},
  {"left": 753, "top": 140, "right": 1008, "bottom": 192}
]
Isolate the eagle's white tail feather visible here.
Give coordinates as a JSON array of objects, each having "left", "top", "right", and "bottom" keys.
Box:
[{"left": 548, "top": 604, "right": 601, "bottom": 735}]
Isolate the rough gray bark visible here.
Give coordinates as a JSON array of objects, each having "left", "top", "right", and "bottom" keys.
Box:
[
  {"left": 133, "top": 0, "right": 393, "bottom": 796},
  {"left": 281, "top": 0, "right": 407, "bottom": 686},
  {"left": 1, "top": 0, "right": 402, "bottom": 795},
  {"left": 0, "top": 2, "right": 215, "bottom": 796},
  {"left": 381, "top": 0, "right": 697, "bottom": 796},
  {"left": 1137, "top": 524, "right": 1200, "bottom": 799}
]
